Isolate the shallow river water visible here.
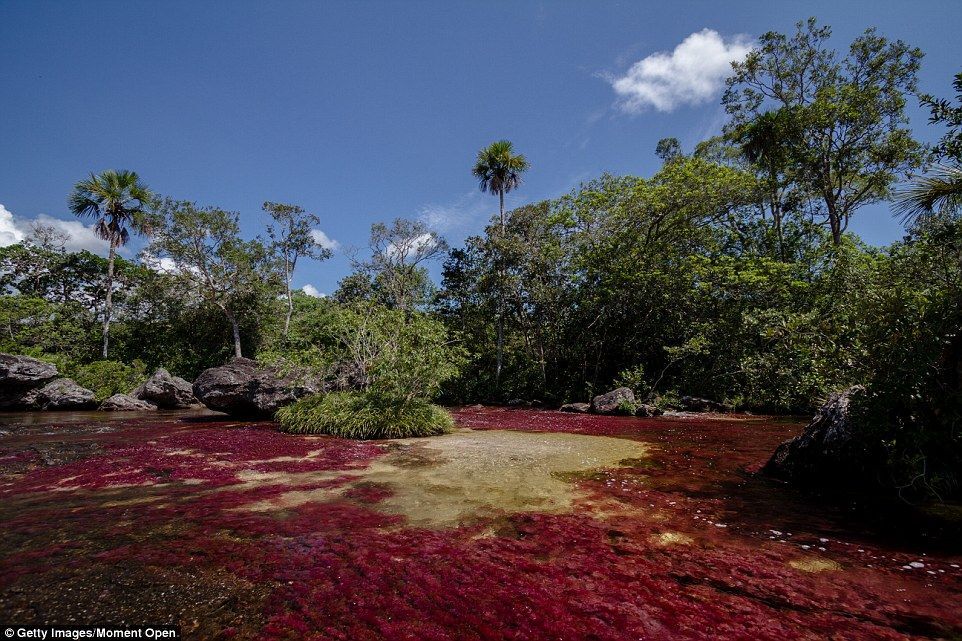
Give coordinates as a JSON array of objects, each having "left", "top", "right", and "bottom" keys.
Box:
[{"left": 1, "top": 407, "right": 960, "bottom": 640}]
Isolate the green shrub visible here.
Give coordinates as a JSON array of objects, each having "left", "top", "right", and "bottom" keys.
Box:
[
  {"left": 277, "top": 391, "right": 454, "bottom": 439},
  {"left": 68, "top": 359, "right": 148, "bottom": 402}
]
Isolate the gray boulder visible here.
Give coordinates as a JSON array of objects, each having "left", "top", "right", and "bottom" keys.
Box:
[
  {"left": 0, "top": 354, "right": 60, "bottom": 409},
  {"left": 678, "top": 396, "right": 726, "bottom": 413},
  {"left": 591, "top": 387, "right": 635, "bottom": 415},
  {"left": 560, "top": 402, "right": 591, "bottom": 413},
  {"left": 133, "top": 368, "right": 197, "bottom": 409},
  {"left": 29, "top": 378, "right": 97, "bottom": 410},
  {"left": 0, "top": 353, "right": 58, "bottom": 387},
  {"left": 763, "top": 386, "right": 866, "bottom": 482},
  {"left": 100, "top": 394, "right": 157, "bottom": 412},
  {"left": 634, "top": 403, "right": 663, "bottom": 417},
  {"left": 193, "top": 357, "right": 319, "bottom": 417}
]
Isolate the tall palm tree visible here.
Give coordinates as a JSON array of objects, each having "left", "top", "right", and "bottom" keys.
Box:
[
  {"left": 894, "top": 164, "right": 962, "bottom": 225},
  {"left": 473, "top": 140, "right": 530, "bottom": 230},
  {"left": 472, "top": 141, "right": 530, "bottom": 391},
  {"left": 69, "top": 169, "right": 153, "bottom": 358}
]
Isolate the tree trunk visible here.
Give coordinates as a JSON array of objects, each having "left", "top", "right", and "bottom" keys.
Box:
[
  {"left": 226, "top": 310, "right": 243, "bottom": 358},
  {"left": 495, "top": 189, "right": 506, "bottom": 389},
  {"left": 283, "top": 261, "right": 293, "bottom": 339},
  {"left": 825, "top": 190, "right": 842, "bottom": 245},
  {"left": 101, "top": 242, "right": 117, "bottom": 358}
]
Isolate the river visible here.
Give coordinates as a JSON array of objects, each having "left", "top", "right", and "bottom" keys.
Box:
[{"left": 1, "top": 407, "right": 960, "bottom": 639}]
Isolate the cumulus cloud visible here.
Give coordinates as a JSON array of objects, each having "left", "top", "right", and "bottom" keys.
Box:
[
  {"left": 33, "top": 214, "right": 111, "bottom": 254},
  {"left": 0, "top": 204, "right": 26, "bottom": 246},
  {"left": 610, "top": 29, "right": 753, "bottom": 113},
  {"left": 310, "top": 229, "right": 340, "bottom": 251},
  {"left": 301, "top": 284, "right": 325, "bottom": 298},
  {"left": 141, "top": 253, "right": 179, "bottom": 274},
  {"left": 387, "top": 233, "right": 436, "bottom": 260},
  {"left": 0, "top": 203, "right": 111, "bottom": 254}
]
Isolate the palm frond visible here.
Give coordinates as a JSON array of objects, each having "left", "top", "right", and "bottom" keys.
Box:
[{"left": 894, "top": 164, "right": 962, "bottom": 224}]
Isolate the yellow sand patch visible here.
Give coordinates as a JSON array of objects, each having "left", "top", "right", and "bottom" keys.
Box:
[
  {"left": 651, "top": 531, "right": 694, "bottom": 546},
  {"left": 790, "top": 557, "right": 842, "bottom": 572},
  {"left": 233, "top": 428, "right": 648, "bottom": 528}
]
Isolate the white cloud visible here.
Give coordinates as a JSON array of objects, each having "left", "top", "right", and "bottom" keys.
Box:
[
  {"left": 610, "top": 29, "right": 753, "bottom": 113},
  {"left": 0, "top": 204, "right": 25, "bottom": 246},
  {"left": 0, "top": 204, "right": 111, "bottom": 254},
  {"left": 310, "top": 229, "right": 340, "bottom": 250},
  {"left": 34, "top": 214, "right": 111, "bottom": 254},
  {"left": 141, "top": 253, "right": 179, "bottom": 274},
  {"left": 301, "top": 284, "right": 325, "bottom": 298},
  {"left": 387, "top": 233, "right": 435, "bottom": 260}
]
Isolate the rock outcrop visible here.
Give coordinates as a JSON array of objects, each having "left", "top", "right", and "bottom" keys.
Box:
[
  {"left": 634, "top": 403, "right": 663, "bottom": 417},
  {"left": 193, "top": 357, "right": 319, "bottom": 417},
  {"left": 100, "top": 393, "right": 157, "bottom": 412},
  {"left": 591, "top": 387, "right": 635, "bottom": 415},
  {"left": 0, "top": 354, "right": 96, "bottom": 410},
  {"left": 560, "top": 402, "right": 591, "bottom": 413},
  {"left": 763, "top": 386, "right": 866, "bottom": 482},
  {"left": 0, "top": 354, "right": 59, "bottom": 388},
  {"left": 27, "top": 378, "right": 97, "bottom": 410},
  {"left": 0, "top": 354, "right": 60, "bottom": 409},
  {"left": 132, "top": 368, "right": 197, "bottom": 409}
]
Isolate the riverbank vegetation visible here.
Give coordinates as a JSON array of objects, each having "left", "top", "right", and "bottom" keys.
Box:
[{"left": 1, "top": 19, "right": 960, "bottom": 495}]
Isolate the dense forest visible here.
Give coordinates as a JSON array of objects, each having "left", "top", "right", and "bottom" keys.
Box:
[{"left": 3, "top": 20, "right": 962, "bottom": 497}]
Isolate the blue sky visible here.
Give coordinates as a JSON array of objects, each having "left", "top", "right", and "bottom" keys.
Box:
[{"left": 2, "top": 0, "right": 960, "bottom": 294}]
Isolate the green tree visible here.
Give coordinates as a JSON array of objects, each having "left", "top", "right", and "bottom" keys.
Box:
[
  {"left": 895, "top": 71, "right": 962, "bottom": 223},
  {"left": 339, "top": 218, "right": 447, "bottom": 311},
  {"left": 68, "top": 169, "right": 153, "bottom": 357},
  {"left": 472, "top": 140, "right": 531, "bottom": 229},
  {"left": 472, "top": 140, "right": 530, "bottom": 388},
  {"left": 723, "top": 18, "right": 924, "bottom": 244},
  {"left": 146, "top": 199, "right": 279, "bottom": 358},
  {"left": 263, "top": 201, "right": 332, "bottom": 338}
]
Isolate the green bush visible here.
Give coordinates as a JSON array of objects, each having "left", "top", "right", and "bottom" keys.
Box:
[
  {"left": 68, "top": 359, "right": 147, "bottom": 402},
  {"left": 277, "top": 391, "right": 454, "bottom": 439}
]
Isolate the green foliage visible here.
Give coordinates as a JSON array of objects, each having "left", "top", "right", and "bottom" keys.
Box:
[
  {"left": 723, "top": 17, "right": 924, "bottom": 243},
  {"left": 68, "top": 360, "right": 147, "bottom": 402},
  {"left": 146, "top": 198, "right": 281, "bottom": 358},
  {"left": 277, "top": 391, "right": 453, "bottom": 439},
  {"left": 614, "top": 365, "right": 650, "bottom": 400},
  {"left": 335, "top": 219, "right": 446, "bottom": 312},
  {"left": 271, "top": 302, "right": 466, "bottom": 401},
  {"left": 0, "top": 295, "right": 97, "bottom": 362}
]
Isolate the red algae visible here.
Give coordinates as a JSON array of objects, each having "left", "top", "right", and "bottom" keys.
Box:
[{"left": 1, "top": 409, "right": 961, "bottom": 640}]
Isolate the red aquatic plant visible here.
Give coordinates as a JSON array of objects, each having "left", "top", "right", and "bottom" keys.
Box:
[{"left": 0, "top": 410, "right": 960, "bottom": 640}]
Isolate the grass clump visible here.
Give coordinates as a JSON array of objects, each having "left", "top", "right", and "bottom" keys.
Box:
[{"left": 277, "top": 391, "right": 454, "bottom": 439}]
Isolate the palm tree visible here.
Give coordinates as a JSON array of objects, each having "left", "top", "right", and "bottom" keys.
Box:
[
  {"left": 472, "top": 140, "right": 530, "bottom": 391},
  {"left": 894, "top": 164, "right": 962, "bottom": 225},
  {"left": 473, "top": 140, "right": 530, "bottom": 230},
  {"left": 69, "top": 170, "right": 153, "bottom": 358}
]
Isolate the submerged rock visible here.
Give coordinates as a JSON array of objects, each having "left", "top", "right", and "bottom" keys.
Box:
[
  {"left": 133, "top": 368, "right": 197, "bottom": 409},
  {"left": 560, "top": 402, "right": 591, "bottom": 413},
  {"left": 28, "top": 378, "right": 97, "bottom": 410},
  {"left": 193, "top": 357, "right": 319, "bottom": 417},
  {"left": 100, "top": 393, "right": 157, "bottom": 412},
  {"left": 763, "top": 385, "right": 866, "bottom": 482},
  {"left": 591, "top": 387, "right": 635, "bottom": 415}
]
